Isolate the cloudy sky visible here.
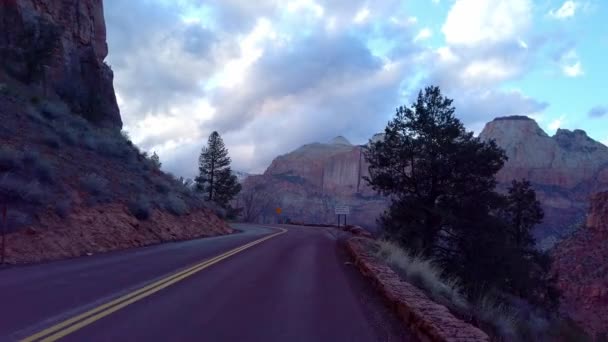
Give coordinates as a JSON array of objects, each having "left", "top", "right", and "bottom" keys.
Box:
[{"left": 103, "top": 0, "right": 608, "bottom": 177}]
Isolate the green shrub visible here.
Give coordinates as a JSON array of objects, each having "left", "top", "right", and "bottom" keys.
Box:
[
  {"left": 0, "top": 173, "right": 47, "bottom": 204},
  {"left": 0, "top": 147, "right": 23, "bottom": 172},
  {"left": 55, "top": 199, "right": 71, "bottom": 218},
  {"left": 57, "top": 123, "right": 80, "bottom": 145},
  {"left": 80, "top": 173, "right": 109, "bottom": 197},
  {"left": 41, "top": 132, "right": 61, "bottom": 149},
  {"left": 129, "top": 196, "right": 152, "bottom": 220},
  {"left": 5, "top": 209, "right": 32, "bottom": 232},
  {"left": 154, "top": 178, "right": 171, "bottom": 194},
  {"left": 22, "top": 149, "right": 55, "bottom": 183},
  {"left": 39, "top": 100, "right": 69, "bottom": 120},
  {"left": 163, "top": 193, "right": 188, "bottom": 216}
]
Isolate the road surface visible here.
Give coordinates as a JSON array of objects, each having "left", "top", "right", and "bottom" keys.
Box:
[{"left": 0, "top": 224, "right": 413, "bottom": 341}]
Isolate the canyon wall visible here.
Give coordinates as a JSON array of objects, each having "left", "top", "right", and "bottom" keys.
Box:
[{"left": 0, "top": 0, "right": 121, "bottom": 128}]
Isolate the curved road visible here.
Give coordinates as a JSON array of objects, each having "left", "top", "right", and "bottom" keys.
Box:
[{"left": 0, "top": 224, "right": 413, "bottom": 341}]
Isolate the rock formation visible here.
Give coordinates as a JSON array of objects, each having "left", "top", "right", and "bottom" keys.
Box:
[
  {"left": 479, "top": 116, "right": 608, "bottom": 247},
  {"left": 552, "top": 192, "right": 608, "bottom": 338},
  {"left": 245, "top": 116, "right": 608, "bottom": 246},
  {"left": 242, "top": 137, "right": 384, "bottom": 229},
  {"left": 0, "top": 0, "right": 121, "bottom": 128}
]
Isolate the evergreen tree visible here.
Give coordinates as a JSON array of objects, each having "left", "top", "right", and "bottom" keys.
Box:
[
  {"left": 365, "top": 85, "right": 506, "bottom": 256},
  {"left": 195, "top": 131, "right": 241, "bottom": 207},
  {"left": 150, "top": 151, "right": 162, "bottom": 169},
  {"left": 365, "top": 85, "right": 559, "bottom": 308},
  {"left": 504, "top": 179, "right": 543, "bottom": 250},
  {"left": 502, "top": 180, "right": 559, "bottom": 308}
]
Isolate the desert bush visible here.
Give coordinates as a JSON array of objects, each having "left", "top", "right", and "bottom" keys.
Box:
[
  {"left": 0, "top": 147, "right": 23, "bottom": 172},
  {"left": 205, "top": 200, "right": 226, "bottom": 219},
  {"left": 20, "top": 180, "right": 47, "bottom": 204},
  {"left": 80, "top": 173, "right": 109, "bottom": 198},
  {"left": 129, "top": 196, "right": 152, "bottom": 220},
  {"left": 39, "top": 100, "right": 69, "bottom": 120},
  {"left": 0, "top": 173, "right": 47, "bottom": 204},
  {"left": 57, "top": 123, "right": 80, "bottom": 145},
  {"left": 41, "top": 132, "right": 61, "bottom": 149},
  {"left": 5, "top": 209, "right": 33, "bottom": 232},
  {"left": 22, "top": 149, "right": 55, "bottom": 183},
  {"left": 163, "top": 193, "right": 189, "bottom": 216},
  {"left": 83, "top": 135, "right": 99, "bottom": 150},
  {"left": 54, "top": 199, "right": 71, "bottom": 218},
  {"left": 154, "top": 178, "right": 171, "bottom": 194},
  {"left": 96, "top": 138, "right": 130, "bottom": 159}
]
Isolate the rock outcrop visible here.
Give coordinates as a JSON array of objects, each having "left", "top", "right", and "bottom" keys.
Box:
[
  {"left": 552, "top": 192, "right": 608, "bottom": 338},
  {"left": 0, "top": 0, "right": 121, "bottom": 128},
  {"left": 480, "top": 116, "right": 608, "bottom": 247}
]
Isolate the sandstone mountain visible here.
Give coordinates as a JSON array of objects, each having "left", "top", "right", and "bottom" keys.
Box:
[
  {"left": 240, "top": 137, "right": 385, "bottom": 229},
  {"left": 0, "top": 0, "right": 121, "bottom": 128},
  {"left": 479, "top": 116, "right": 608, "bottom": 247},
  {"left": 242, "top": 116, "right": 608, "bottom": 248},
  {"left": 0, "top": 0, "right": 231, "bottom": 264},
  {"left": 552, "top": 192, "right": 608, "bottom": 338}
]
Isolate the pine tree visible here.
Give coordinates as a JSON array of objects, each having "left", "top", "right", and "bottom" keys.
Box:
[
  {"left": 365, "top": 86, "right": 559, "bottom": 308},
  {"left": 365, "top": 85, "right": 507, "bottom": 256},
  {"left": 150, "top": 151, "right": 162, "bottom": 169},
  {"left": 504, "top": 179, "right": 543, "bottom": 250},
  {"left": 502, "top": 179, "right": 559, "bottom": 308},
  {"left": 195, "top": 131, "right": 241, "bottom": 207}
]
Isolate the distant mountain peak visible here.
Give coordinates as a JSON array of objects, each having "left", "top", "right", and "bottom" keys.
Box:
[
  {"left": 329, "top": 136, "right": 352, "bottom": 145},
  {"left": 492, "top": 115, "right": 535, "bottom": 121}
]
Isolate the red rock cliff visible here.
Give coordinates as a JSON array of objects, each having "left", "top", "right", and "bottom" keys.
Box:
[
  {"left": 0, "top": 0, "right": 121, "bottom": 128},
  {"left": 480, "top": 116, "right": 608, "bottom": 247}
]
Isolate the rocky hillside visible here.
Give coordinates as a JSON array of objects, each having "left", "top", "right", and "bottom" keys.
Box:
[
  {"left": 479, "top": 116, "right": 608, "bottom": 247},
  {"left": 0, "top": 0, "right": 231, "bottom": 264},
  {"left": 552, "top": 192, "right": 608, "bottom": 338}
]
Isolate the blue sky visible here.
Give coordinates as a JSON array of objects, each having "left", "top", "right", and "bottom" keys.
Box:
[{"left": 104, "top": 0, "right": 608, "bottom": 176}]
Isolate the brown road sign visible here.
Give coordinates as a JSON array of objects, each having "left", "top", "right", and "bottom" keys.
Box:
[{"left": 276, "top": 207, "right": 282, "bottom": 215}]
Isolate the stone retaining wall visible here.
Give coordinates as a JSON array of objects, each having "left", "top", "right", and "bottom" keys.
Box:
[{"left": 346, "top": 237, "right": 490, "bottom": 342}]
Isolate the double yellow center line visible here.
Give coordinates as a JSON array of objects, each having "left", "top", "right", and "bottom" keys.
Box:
[{"left": 21, "top": 227, "right": 287, "bottom": 342}]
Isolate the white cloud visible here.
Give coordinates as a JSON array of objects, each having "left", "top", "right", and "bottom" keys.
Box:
[
  {"left": 436, "top": 46, "right": 458, "bottom": 63},
  {"left": 549, "top": 1, "right": 579, "bottom": 19},
  {"left": 353, "top": 7, "right": 370, "bottom": 23},
  {"left": 413, "top": 28, "right": 432, "bottom": 42},
  {"left": 461, "top": 59, "right": 516, "bottom": 84},
  {"left": 560, "top": 49, "right": 584, "bottom": 77},
  {"left": 287, "top": 0, "right": 325, "bottom": 17},
  {"left": 442, "top": 0, "right": 531, "bottom": 46},
  {"left": 548, "top": 115, "right": 566, "bottom": 133},
  {"left": 518, "top": 39, "right": 528, "bottom": 49},
  {"left": 563, "top": 61, "right": 583, "bottom": 77}
]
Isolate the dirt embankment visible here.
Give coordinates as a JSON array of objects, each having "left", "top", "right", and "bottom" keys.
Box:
[{"left": 3, "top": 204, "right": 232, "bottom": 264}]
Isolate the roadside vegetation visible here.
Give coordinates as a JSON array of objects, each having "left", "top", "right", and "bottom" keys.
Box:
[
  {"left": 0, "top": 81, "right": 241, "bottom": 232},
  {"left": 365, "top": 86, "right": 590, "bottom": 341}
]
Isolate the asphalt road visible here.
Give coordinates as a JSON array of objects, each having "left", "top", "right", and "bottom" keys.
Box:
[{"left": 0, "top": 224, "right": 413, "bottom": 341}]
